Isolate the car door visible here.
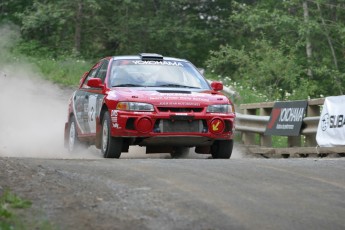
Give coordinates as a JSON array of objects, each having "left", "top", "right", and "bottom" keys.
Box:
[{"left": 74, "top": 60, "right": 108, "bottom": 135}]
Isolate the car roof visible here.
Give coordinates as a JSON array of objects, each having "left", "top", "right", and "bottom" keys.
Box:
[{"left": 111, "top": 53, "right": 188, "bottom": 63}]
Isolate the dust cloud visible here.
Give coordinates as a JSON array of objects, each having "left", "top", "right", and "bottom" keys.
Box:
[{"left": 0, "top": 25, "right": 99, "bottom": 159}]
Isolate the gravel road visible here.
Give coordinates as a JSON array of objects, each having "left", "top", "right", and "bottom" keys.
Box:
[{"left": 1, "top": 156, "right": 345, "bottom": 230}]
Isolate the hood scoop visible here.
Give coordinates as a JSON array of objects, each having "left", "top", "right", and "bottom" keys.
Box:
[{"left": 156, "top": 90, "right": 191, "bottom": 94}]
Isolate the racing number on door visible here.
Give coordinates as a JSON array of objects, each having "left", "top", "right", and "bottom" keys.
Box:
[
  {"left": 88, "top": 95, "right": 97, "bottom": 133},
  {"left": 90, "top": 106, "right": 95, "bottom": 121}
]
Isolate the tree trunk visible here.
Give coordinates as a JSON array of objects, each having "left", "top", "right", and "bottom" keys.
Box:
[
  {"left": 74, "top": 0, "right": 83, "bottom": 55},
  {"left": 316, "top": 3, "right": 338, "bottom": 70},
  {"left": 303, "top": 1, "right": 313, "bottom": 78},
  {"left": 316, "top": 2, "right": 342, "bottom": 94}
]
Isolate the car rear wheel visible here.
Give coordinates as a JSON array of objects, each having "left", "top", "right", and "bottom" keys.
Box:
[
  {"left": 211, "top": 140, "right": 233, "bottom": 159},
  {"left": 101, "top": 112, "right": 122, "bottom": 158},
  {"left": 170, "top": 147, "right": 190, "bottom": 159},
  {"left": 68, "top": 116, "right": 85, "bottom": 153}
]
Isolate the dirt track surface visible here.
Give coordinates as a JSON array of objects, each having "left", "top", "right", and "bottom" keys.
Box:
[{"left": 1, "top": 155, "right": 345, "bottom": 230}]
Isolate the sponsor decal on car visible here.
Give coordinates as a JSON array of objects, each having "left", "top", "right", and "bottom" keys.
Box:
[
  {"left": 150, "top": 96, "right": 209, "bottom": 102},
  {"left": 132, "top": 60, "right": 184, "bottom": 66},
  {"left": 111, "top": 110, "right": 121, "bottom": 129},
  {"left": 159, "top": 102, "right": 201, "bottom": 106}
]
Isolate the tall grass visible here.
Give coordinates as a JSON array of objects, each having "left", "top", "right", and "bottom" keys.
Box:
[
  {"left": 32, "top": 57, "right": 91, "bottom": 86},
  {"left": 5, "top": 41, "right": 92, "bottom": 87}
]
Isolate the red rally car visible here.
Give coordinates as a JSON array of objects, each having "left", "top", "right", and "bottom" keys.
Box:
[{"left": 64, "top": 53, "right": 236, "bottom": 158}]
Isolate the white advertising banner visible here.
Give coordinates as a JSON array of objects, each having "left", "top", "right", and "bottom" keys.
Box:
[{"left": 316, "top": 95, "right": 345, "bottom": 147}]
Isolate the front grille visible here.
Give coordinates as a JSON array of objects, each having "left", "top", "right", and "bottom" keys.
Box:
[
  {"left": 156, "top": 120, "right": 205, "bottom": 133},
  {"left": 157, "top": 107, "right": 203, "bottom": 113}
]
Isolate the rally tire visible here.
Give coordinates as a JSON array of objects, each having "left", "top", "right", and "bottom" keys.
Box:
[
  {"left": 170, "top": 147, "right": 190, "bottom": 159},
  {"left": 101, "top": 112, "right": 122, "bottom": 158},
  {"left": 68, "top": 116, "right": 86, "bottom": 153},
  {"left": 211, "top": 140, "right": 233, "bottom": 159}
]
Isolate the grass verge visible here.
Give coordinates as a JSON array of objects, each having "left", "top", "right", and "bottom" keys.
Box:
[{"left": 0, "top": 189, "right": 54, "bottom": 230}]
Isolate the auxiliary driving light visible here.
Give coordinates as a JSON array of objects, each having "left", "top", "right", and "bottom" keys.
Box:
[
  {"left": 135, "top": 117, "right": 153, "bottom": 133},
  {"left": 209, "top": 118, "right": 225, "bottom": 134}
]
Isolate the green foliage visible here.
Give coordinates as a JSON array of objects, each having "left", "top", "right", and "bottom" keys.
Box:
[
  {"left": 1, "top": 0, "right": 235, "bottom": 66},
  {"left": 15, "top": 0, "right": 87, "bottom": 57},
  {"left": 1, "top": 190, "right": 32, "bottom": 209},
  {"left": 272, "top": 136, "right": 288, "bottom": 148},
  {"left": 0, "top": 189, "right": 55, "bottom": 230},
  {"left": 207, "top": 73, "right": 269, "bottom": 105},
  {"left": 207, "top": 0, "right": 345, "bottom": 101},
  {"left": 2, "top": 0, "right": 345, "bottom": 100},
  {"left": 33, "top": 57, "right": 92, "bottom": 86},
  {"left": 8, "top": 40, "right": 91, "bottom": 86},
  {"left": 206, "top": 39, "right": 309, "bottom": 101},
  {"left": 0, "top": 0, "right": 32, "bottom": 24},
  {"left": 0, "top": 189, "right": 31, "bottom": 229},
  {"left": 14, "top": 40, "right": 53, "bottom": 58}
]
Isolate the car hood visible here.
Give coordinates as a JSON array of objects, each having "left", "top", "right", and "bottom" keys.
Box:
[{"left": 108, "top": 87, "right": 229, "bottom": 107}]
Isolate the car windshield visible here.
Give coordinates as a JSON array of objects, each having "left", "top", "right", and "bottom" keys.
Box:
[{"left": 109, "top": 59, "right": 210, "bottom": 89}]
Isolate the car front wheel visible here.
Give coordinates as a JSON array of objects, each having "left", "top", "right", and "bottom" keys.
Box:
[
  {"left": 211, "top": 140, "right": 233, "bottom": 159},
  {"left": 101, "top": 112, "right": 122, "bottom": 158}
]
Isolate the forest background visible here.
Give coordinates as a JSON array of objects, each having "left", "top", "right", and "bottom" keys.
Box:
[{"left": 1, "top": 0, "right": 345, "bottom": 104}]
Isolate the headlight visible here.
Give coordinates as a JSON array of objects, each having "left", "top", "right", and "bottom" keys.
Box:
[
  {"left": 116, "top": 102, "right": 154, "bottom": 111},
  {"left": 207, "top": 104, "right": 233, "bottom": 113}
]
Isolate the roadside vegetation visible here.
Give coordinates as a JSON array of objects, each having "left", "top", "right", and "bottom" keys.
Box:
[
  {"left": 0, "top": 189, "right": 54, "bottom": 230},
  {"left": 2, "top": 0, "right": 345, "bottom": 103},
  {"left": 28, "top": 57, "right": 91, "bottom": 86},
  {"left": 0, "top": 189, "right": 30, "bottom": 229}
]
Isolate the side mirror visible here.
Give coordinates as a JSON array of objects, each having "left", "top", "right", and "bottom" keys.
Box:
[
  {"left": 211, "top": 81, "right": 223, "bottom": 91},
  {"left": 87, "top": 78, "right": 104, "bottom": 88}
]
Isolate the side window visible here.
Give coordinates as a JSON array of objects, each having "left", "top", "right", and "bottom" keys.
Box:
[
  {"left": 96, "top": 60, "right": 109, "bottom": 83},
  {"left": 82, "top": 62, "right": 102, "bottom": 88}
]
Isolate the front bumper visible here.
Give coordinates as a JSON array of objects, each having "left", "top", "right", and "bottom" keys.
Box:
[{"left": 109, "top": 109, "right": 236, "bottom": 145}]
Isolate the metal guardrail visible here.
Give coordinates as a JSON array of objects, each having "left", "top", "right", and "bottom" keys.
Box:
[
  {"left": 236, "top": 113, "right": 321, "bottom": 137},
  {"left": 235, "top": 98, "right": 345, "bottom": 157},
  {"left": 236, "top": 114, "right": 269, "bottom": 134},
  {"left": 301, "top": 116, "right": 320, "bottom": 135}
]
